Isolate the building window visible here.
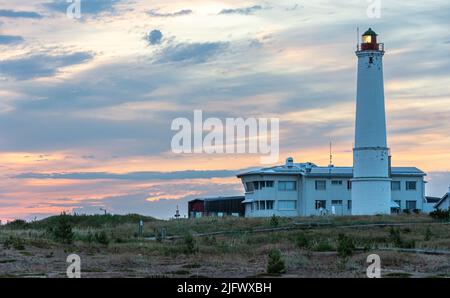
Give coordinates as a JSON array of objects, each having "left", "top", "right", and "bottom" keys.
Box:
[
  {"left": 278, "top": 200, "right": 297, "bottom": 210},
  {"left": 278, "top": 181, "right": 297, "bottom": 191},
  {"left": 260, "top": 201, "right": 266, "bottom": 210},
  {"left": 347, "top": 200, "right": 352, "bottom": 210},
  {"left": 391, "top": 181, "right": 401, "bottom": 191},
  {"left": 406, "top": 181, "right": 417, "bottom": 190},
  {"left": 406, "top": 201, "right": 417, "bottom": 210},
  {"left": 315, "top": 180, "right": 326, "bottom": 190},
  {"left": 331, "top": 200, "right": 343, "bottom": 205},
  {"left": 394, "top": 200, "right": 401, "bottom": 209},
  {"left": 347, "top": 181, "right": 352, "bottom": 190},
  {"left": 315, "top": 200, "right": 326, "bottom": 210},
  {"left": 251, "top": 181, "right": 275, "bottom": 190},
  {"left": 266, "top": 201, "right": 274, "bottom": 210},
  {"left": 331, "top": 180, "right": 343, "bottom": 185}
]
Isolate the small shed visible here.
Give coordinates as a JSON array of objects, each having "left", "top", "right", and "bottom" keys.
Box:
[{"left": 434, "top": 191, "right": 450, "bottom": 211}]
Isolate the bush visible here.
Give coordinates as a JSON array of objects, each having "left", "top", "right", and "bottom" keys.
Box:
[
  {"left": 267, "top": 249, "right": 286, "bottom": 275},
  {"left": 95, "top": 231, "right": 110, "bottom": 245},
  {"left": 430, "top": 210, "right": 450, "bottom": 221},
  {"left": 3, "top": 236, "right": 25, "bottom": 250},
  {"left": 269, "top": 215, "right": 279, "bottom": 228},
  {"left": 389, "top": 226, "right": 402, "bottom": 246},
  {"left": 313, "top": 241, "right": 334, "bottom": 252},
  {"left": 389, "top": 226, "right": 415, "bottom": 248},
  {"left": 5, "top": 219, "right": 28, "bottom": 229},
  {"left": 51, "top": 213, "right": 74, "bottom": 244},
  {"left": 295, "top": 233, "right": 310, "bottom": 249},
  {"left": 424, "top": 227, "right": 433, "bottom": 241},
  {"left": 183, "top": 233, "right": 198, "bottom": 254},
  {"left": 337, "top": 234, "right": 355, "bottom": 261}
]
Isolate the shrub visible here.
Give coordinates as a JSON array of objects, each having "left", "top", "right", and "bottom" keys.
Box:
[
  {"left": 183, "top": 233, "right": 198, "bottom": 254},
  {"left": 266, "top": 249, "right": 286, "bottom": 275},
  {"left": 295, "top": 233, "right": 310, "bottom": 249},
  {"left": 424, "top": 227, "right": 433, "bottom": 241},
  {"left": 95, "top": 231, "right": 110, "bottom": 245},
  {"left": 3, "top": 236, "right": 25, "bottom": 250},
  {"left": 389, "top": 226, "right": 402, "bottom": 246},
  {"left": 337, "top": 234, "right": 355, "bottom": 261},
  {"left": 269, "top": 215, "right": 279, "bottom": 228},
  {"left": 389, "top": 226, "right": 415, "bottom": 248},
  {"left": 5, "top": 219, "right": 28, "bottom": 229},
  {"left": 430, "top": 210, "right": 450, "bottom": 221},
  {"left": 51, "top": 213, "right": 74, "bottom": 244},
  {"left": 313, "top": 241, "right": 334, "bottom": 252}
]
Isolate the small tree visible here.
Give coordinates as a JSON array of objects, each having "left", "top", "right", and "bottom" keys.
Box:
[
  {"left": 296, "top": 233, "right": 310, "bottom": 249},
  {"left": 95, "top": 231, "right": 110, "bottom": 245},
  {"left": 270, "top": 215, "right": 279, "bottom": 228},
  {"left": 389, "top": 226, "right": 402, "bottom": 246},
  {"left": 424, "top": 227, "right": 433, "bottom": 241},
  {"left": 337, "top": 234, "right": 355, "bottom": 262},
  {"left": 266, "top": 249, "right": 286, "bottom": 275},
  {"left": 52, "top": 212, "right": 74, "bottom": 244},
  {"left": 183, "top": 233, "right": 198, "bottom": 254}
]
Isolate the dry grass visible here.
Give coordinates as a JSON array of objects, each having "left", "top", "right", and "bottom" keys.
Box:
[{"left": 0, "top": 214, "right": 449, "bottom": 278}]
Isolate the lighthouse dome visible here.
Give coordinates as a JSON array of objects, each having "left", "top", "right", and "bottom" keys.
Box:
[{"left": 363, "top": 28, "right": 377, "bottom": 36}]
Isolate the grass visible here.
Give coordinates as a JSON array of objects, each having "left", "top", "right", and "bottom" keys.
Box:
[{"left": 0, "top": 213, "right": 449, "bottom": 277}]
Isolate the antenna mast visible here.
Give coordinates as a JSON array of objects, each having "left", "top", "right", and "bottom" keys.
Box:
[
  {"left": 357, "top": 26, "right": 360, "bottom": 51},
  {"left": 329, "top": 142, "right": 333, "bottom": 167}
]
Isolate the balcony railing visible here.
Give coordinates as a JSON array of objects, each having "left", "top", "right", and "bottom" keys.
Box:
[{"left": 356, "top": 43, "right": 385, "bottom": 52}]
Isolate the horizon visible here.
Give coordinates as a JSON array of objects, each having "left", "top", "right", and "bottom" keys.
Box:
[{"left": 1, "top": 0, "right": 450, "bottom": 222}]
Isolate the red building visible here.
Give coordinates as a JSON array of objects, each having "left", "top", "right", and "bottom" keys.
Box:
[{"left": 188, "top": 199, "right": 205, "bottom": 218}]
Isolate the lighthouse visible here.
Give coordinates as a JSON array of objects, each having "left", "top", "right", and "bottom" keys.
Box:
[{"left": 351, "top": 28, "right": 391, "bottom": 215}]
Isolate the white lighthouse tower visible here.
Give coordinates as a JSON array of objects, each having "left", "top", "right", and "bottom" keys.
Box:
[{"left": 351, "top": 28, "right": 391, "bottom": 215}]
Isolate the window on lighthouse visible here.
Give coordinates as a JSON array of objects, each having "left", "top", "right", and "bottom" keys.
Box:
[{"left": 362, "top": 35, "right": 372, "bottom": 43}]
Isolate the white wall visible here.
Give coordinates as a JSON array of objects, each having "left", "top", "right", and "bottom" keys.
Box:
[
  {"left": 241, "top": 174, "right": 425, "bottom": 217},
  {"left": 242, "top": 174, "right": 300, "bottom": 217}
]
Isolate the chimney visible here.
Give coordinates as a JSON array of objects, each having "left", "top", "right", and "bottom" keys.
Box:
[{"left": 286, "top": 157, "right": 294, "bottom": 168}]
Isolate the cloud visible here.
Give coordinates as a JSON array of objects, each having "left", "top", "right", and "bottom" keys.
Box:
[
  {"left": 43, "top": 0, "right": 119, "bottom": 15},
  {"left": 0, "top": 51, "right": 94, "bottom": 80},
  {"left": 0, "top": 9, "right": 43, "bottom": 19},
  {"left": 218, "top": 5, "right": 264, "bottom": 15},
  {"left": 13, "top": 170, "right": 240, "bottom": 180},
  {"left": 147, "top": 29, "right": 163, "bottom": 45},
  {"left": 0, "top": 35, "right": 24, "bottom": 44},
  {"left": 155, "top": 42, "right": 229, "bottom": 64},
  {"left": 148, "top": 9, "right": 192, "bottom": 17}
]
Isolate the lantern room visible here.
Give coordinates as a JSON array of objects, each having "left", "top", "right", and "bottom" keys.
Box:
[{"left": 360, "top": 28, "right": 381, "bottom": 51}]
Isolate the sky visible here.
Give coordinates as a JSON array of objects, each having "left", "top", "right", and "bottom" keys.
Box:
[{"left": 0, "top": 0, "right": 449, "bottom": 222}]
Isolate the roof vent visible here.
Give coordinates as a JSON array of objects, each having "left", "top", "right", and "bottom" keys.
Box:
[{"left": 286, "top": 157, "right": 294, "bottom": 168}]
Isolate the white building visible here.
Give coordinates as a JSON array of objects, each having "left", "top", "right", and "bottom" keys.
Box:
[
  {"left": 237, "top": 28, "right": 429, "bottom": 217},
  {"left": 237, "top": 159, "right": 426, "bottom": 217},
  {"left": 434, "top": 188, "right": 450, "bottom": 211}
]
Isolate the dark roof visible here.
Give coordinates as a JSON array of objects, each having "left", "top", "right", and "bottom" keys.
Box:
[
  {"left": 204, "top": 196, "right": 245, "bottom": 202},
  {"left": 363, "top": 28, "right": 377, "bottom": 36},
  {"left": 434, "top": 193, "right": 449, "bottom": 209},
  {"left": 188, "top": 199, "right": 204, "bottom": 203},
  {"left": 425, "top": 196, "right": 441, "bottom": 203}
]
